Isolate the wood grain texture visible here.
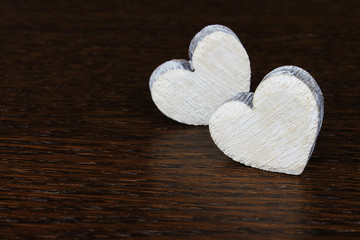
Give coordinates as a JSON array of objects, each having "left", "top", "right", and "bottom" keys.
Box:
[{"left": 0, "top": 0, "right": 359, "bottom": 239}]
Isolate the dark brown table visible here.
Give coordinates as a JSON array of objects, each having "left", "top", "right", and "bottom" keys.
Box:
[{"left": 0, "top": 0, "right": 359, "bottom": 239}]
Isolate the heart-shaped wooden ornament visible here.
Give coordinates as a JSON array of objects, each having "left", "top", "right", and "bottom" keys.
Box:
[
  {"left": 209, "top": 66, "right": 324, "bottom": 175},
  {"left": 150, "top": 24, "right": 251, "bottom": 125}
]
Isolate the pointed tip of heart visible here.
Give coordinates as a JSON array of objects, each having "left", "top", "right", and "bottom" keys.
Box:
[{"left": 240, "top": 160, "right": 305, "bottom": 175}]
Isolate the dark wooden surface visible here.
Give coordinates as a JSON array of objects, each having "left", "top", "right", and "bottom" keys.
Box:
[{"left": 0, "top": 0, "right": 359, "bottom": 239}]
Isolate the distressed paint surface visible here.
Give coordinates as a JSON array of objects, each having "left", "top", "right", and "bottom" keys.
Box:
[
  {"left": 209, "top": 66, "right": 324, "bottom": 175},
  {"left": 150, "top": 24, "right": 251, "bottom": 125}
]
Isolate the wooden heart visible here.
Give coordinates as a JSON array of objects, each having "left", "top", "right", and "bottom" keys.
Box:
[
  {"left": 209, "top": 66, "right": 324, "bottom": 175},
  {"left": 150, "top": 24, "right": 251, "bottom": 125}
]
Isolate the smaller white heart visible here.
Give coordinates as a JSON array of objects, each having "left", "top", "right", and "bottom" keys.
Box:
[
  {"left": 150, "top": 24, "right": 251, "bottom": 125},
  {"left": 209, "top": 66, "right": 324, "bottom": 175}
]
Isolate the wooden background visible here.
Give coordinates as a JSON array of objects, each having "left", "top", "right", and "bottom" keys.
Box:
[{"left": 0, "top": 0, "right": 359, "bottom": 239}]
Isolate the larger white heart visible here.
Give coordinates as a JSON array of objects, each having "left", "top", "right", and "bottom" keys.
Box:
[
  {"left": 150, "top": 24, "right": 251, "bottom": 125},
  {"left": 209, "top": 66, "right": 324, "bottom": 175}
]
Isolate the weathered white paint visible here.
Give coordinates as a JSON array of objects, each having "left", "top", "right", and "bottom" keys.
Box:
[
  {"left": 150, "top": 25, "right": 251, "bottom": 125},
  {"left": 209, "top": 66, "right": 324, "bottom": 175}
]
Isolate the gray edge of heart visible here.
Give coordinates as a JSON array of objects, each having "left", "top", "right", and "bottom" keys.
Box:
[
  {"left": 227, "top": 92, "right": 254, "bottom": 108},
  {"left": 231, "top": 65, "right": 324, "bottom": 159},
  {"left": 149, "top": 24, "right": 240, "bottom": 90}
]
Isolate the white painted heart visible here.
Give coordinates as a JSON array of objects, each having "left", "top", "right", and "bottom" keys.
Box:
[
  {"left": 150, "top": 24, "right": 251, "bottom": 125},
  {"left": 209, "top": 66, "right": 324, "bottom": 175}
]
